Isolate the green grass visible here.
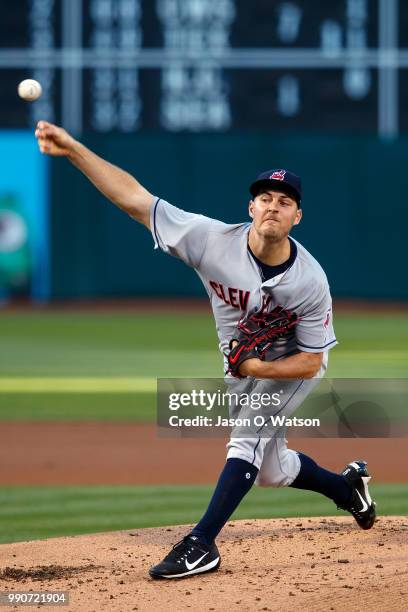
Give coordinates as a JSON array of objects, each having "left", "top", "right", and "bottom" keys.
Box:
[
  {"left": 0, "top": 483, "right": 406, "bottom": 544},
  {"left": 0, "top": 312, "right": 222, "bottom": 377},
  {"left": 0, "top": 311, "right": 406, "bottom": 421},
  {"left": 327, "top": 314, "right": 408, "bottom": 378},
  {"left": 0, "top": 393, "right": 154, "bottom": 421},
  {"left": 0, "top": 311, "right": 407, "bottom": 377}
]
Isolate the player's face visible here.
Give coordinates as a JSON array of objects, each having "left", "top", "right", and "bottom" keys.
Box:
[{"left": 249, "top": 190, "right": 302, "bottom": 241}]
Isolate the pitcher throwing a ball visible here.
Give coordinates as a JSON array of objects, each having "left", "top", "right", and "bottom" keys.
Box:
[{"left": 35, "top": 120, "right": 376, "bottom": 579}]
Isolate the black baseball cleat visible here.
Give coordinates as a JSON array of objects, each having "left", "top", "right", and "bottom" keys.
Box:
[
  {"left": 149, "top": 535, "right": 221, "bottom": 579},
  {"left": 338, "top": 460, "right": 376, "bottom": 530}
]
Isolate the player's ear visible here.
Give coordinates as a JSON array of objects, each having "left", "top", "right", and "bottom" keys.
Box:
[
  {"left": 293, "top": 207, "right": 302, "bottom": 226},
  {"left": 248, "top": 200, "right": 254, "bottom": 219}
]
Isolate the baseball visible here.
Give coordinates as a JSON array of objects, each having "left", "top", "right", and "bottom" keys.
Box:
[{"left": 17, "top": 79, "right": 42, "bottom": 102}]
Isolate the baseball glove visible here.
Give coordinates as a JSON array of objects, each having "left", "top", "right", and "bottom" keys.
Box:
[{"left": 227, "top": 305, "right": 299, "bottom": 378}]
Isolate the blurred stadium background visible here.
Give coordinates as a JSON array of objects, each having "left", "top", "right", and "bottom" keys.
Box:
[{"left": 0, "top": 0, "right": 407, "bottom": 543}]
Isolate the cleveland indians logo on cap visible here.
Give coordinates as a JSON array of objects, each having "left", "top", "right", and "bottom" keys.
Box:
[{"left": 270, "top": 170, "right": 286, "bottom": 181}]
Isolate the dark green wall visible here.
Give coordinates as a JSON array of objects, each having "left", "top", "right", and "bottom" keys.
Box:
[{"left": 51, "top": 132, "right": 407, "bottom": 299}]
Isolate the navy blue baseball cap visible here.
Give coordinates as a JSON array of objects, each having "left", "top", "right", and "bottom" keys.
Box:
[{"left": 249, "top": 169, "right": 302, "bottom": 206}]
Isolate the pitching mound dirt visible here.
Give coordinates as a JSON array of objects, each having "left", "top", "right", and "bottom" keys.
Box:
[{"left": 0, "top": 517, "right": 407, "bottom": 611}]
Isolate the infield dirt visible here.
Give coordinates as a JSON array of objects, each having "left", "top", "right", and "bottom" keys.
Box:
[{"left": 0, "top": 517, "right": 407, "bottom": 611}]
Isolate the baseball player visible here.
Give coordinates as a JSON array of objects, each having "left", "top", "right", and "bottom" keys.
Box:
[{"left": 35, "top": 121, "right": 376, "bottom": 580}]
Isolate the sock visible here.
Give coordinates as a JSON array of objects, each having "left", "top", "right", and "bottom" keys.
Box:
[
  {"left": 191, "top": 458, "right": 258, "bottom": 545},
  {"left": 289, "top": 452, "right": 352, "bottom": 507}
]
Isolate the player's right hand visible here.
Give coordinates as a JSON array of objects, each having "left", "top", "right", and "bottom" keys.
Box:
[{"left": 35, "top": 121, "right": 75, "bottom": 156}]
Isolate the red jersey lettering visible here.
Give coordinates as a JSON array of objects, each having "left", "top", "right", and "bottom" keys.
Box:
[
  {"left": 209, "top": 280, "right": 223, "bottom": 301},
  {"left": 210, "top": 280, "right": 251, "bottom": 311},
  {"left": 228, "top": 287, "right": 239, "bottom": 309},
  {"left": 260, "top": 294, "right": 272, "bottom": 312},
  {"left": 219, "top": 284, "right": 230, "bottom": 305},
  {"left": 238, "top": 289, "right": 250, "bottom": 311}
]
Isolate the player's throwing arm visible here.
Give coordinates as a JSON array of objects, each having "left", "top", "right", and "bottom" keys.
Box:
[{"left": 34, "top": 121, "right": 153, "bottom": 228}]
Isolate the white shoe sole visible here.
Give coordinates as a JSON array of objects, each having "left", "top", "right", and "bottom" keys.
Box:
[{"left": 361, "top": 476, "right": 373, "bottom": 506}]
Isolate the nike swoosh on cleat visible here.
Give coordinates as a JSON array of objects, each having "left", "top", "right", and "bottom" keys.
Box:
[
  {"left": 185, "top": 552, "right": 209, "bottom": 571},
  {"left": 356, "top": 489, "right": 368, "bottom": 512}
]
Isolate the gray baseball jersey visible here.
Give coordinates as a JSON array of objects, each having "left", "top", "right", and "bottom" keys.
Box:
[
  {"left": 149, "top": 196, "right": 338, "bottom": 476},
  {"left": 150, "top": 197, "right": 337, "bottom": 372}
]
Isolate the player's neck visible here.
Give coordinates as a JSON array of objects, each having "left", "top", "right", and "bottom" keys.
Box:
[{"left": 248, "top": 231, "right": 291, "bottom": 266}]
